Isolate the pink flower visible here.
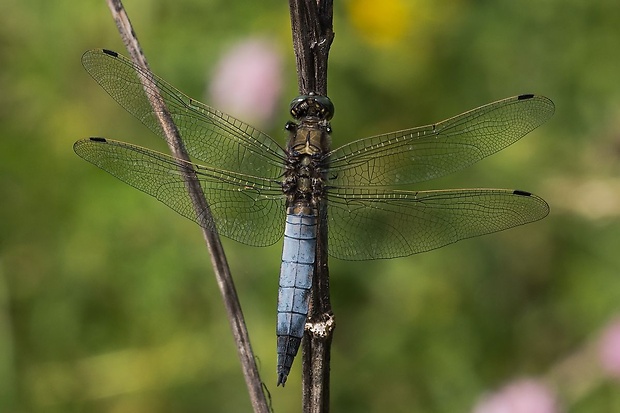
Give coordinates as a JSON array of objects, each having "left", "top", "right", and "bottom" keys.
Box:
[
  {"left": 208, "top": 38, "right": 283, "bottom": 128},
  {"left": 599, "top": 317, "right": 620, "bottom": 378},
  {"left": 472, "top": 379, "right": 560, "bottom": 413}
]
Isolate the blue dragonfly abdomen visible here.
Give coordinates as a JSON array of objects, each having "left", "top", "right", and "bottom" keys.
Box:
[{"left": 276, "top": 213, "right": 316, "bottom": 385}]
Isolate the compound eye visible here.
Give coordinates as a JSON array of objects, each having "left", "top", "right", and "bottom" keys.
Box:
[
  {"left": 314, "top": 95, "right": 334, "bottom": 120},
  {"left": 289, "top": 94, "right": 334, "bottom": 120},
  {"left": 289, "top": 96, "right": 307, "bottom": 119}
]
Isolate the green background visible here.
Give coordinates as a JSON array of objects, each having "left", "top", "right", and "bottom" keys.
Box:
[{"left": 1, "top": 0, "right": 620, "bottom": 411}]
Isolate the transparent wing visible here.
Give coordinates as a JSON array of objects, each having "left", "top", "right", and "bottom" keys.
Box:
[
  {"left": 327, "top": 94, "right": 554, "bottom": 187},
  {"left": 326, "top": 188, "right": 549, "bottom": 260},
  {"left": 74, "top": 137, "right": 285, "bottom": 246},
  {"left": 81, "top": 49, "right": 286, "bottom": 178}
]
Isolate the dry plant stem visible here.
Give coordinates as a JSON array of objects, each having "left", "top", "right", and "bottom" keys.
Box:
[
  {"left": 289, "top": 0, "right": 334, "bottom": 95},
  {"left": 104, "top": 1, "right": 269, "bottom": 412},
  {"left": 288, "top": 0, "right": 335, "bottom": 412}
]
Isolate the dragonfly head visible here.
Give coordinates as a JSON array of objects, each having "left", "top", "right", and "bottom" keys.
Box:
[{"left": 290, "top": 93, "right": 334, "bottom": 121}]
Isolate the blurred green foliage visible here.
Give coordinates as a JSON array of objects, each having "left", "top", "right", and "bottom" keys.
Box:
[{"left": 1, "top": 0, "right": 620, "bottom": 412}]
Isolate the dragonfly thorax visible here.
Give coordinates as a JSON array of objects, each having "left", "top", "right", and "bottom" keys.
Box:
[
  {"left": 283, "top": 120, "right": 330, "bottom": 210},
  {"left": 287, "top": 124, "right": 329, "bottom": 155},
  {"left": 283, "top": 152, "right": 324, "bottom": 208}
]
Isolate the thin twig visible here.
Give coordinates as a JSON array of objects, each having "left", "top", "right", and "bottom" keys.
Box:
[
  {"left": 103, "top": 1, "right": 269, "bottom": 412},
  {"left": 288, "top": 1, "right": 335, "bottom": 412}
]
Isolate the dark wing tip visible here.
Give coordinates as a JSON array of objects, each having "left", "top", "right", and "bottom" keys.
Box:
[
  {"left": 516, "top": 93, "right": 556, "bottom": 120},
  {"left": 517, "top": 93, "right": 535, "bottom": 100},
  {"left": 513, "top": 189, "right": 551, "bottom": 218},
  {"left": 73, "top": 137, "right": 107, "bottom": 153},
  {"left": 102, "top": 49, "right": 118, "bottom": 57}
]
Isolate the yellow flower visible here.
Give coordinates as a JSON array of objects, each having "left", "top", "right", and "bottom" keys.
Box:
[{"left": 347, "top": 0, "right": 412, "bottom": 47}]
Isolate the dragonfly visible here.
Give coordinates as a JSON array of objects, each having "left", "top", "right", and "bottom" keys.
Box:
[{"left": 74, "top": 49, "right": 554, "bottom": 386}]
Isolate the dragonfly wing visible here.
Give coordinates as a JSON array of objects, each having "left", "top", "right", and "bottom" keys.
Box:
[
  {"left": 327, "top": 95, "right": 554, "bottom": 187},
  {"left": 81, "top": 49, "right": 286, "bottom": 178},
  {"left": 74, "top": 137, "right": 285, "bottom": 247},
  {"left": 326, "top": 188, "right": 549, "bottom": 260}
]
